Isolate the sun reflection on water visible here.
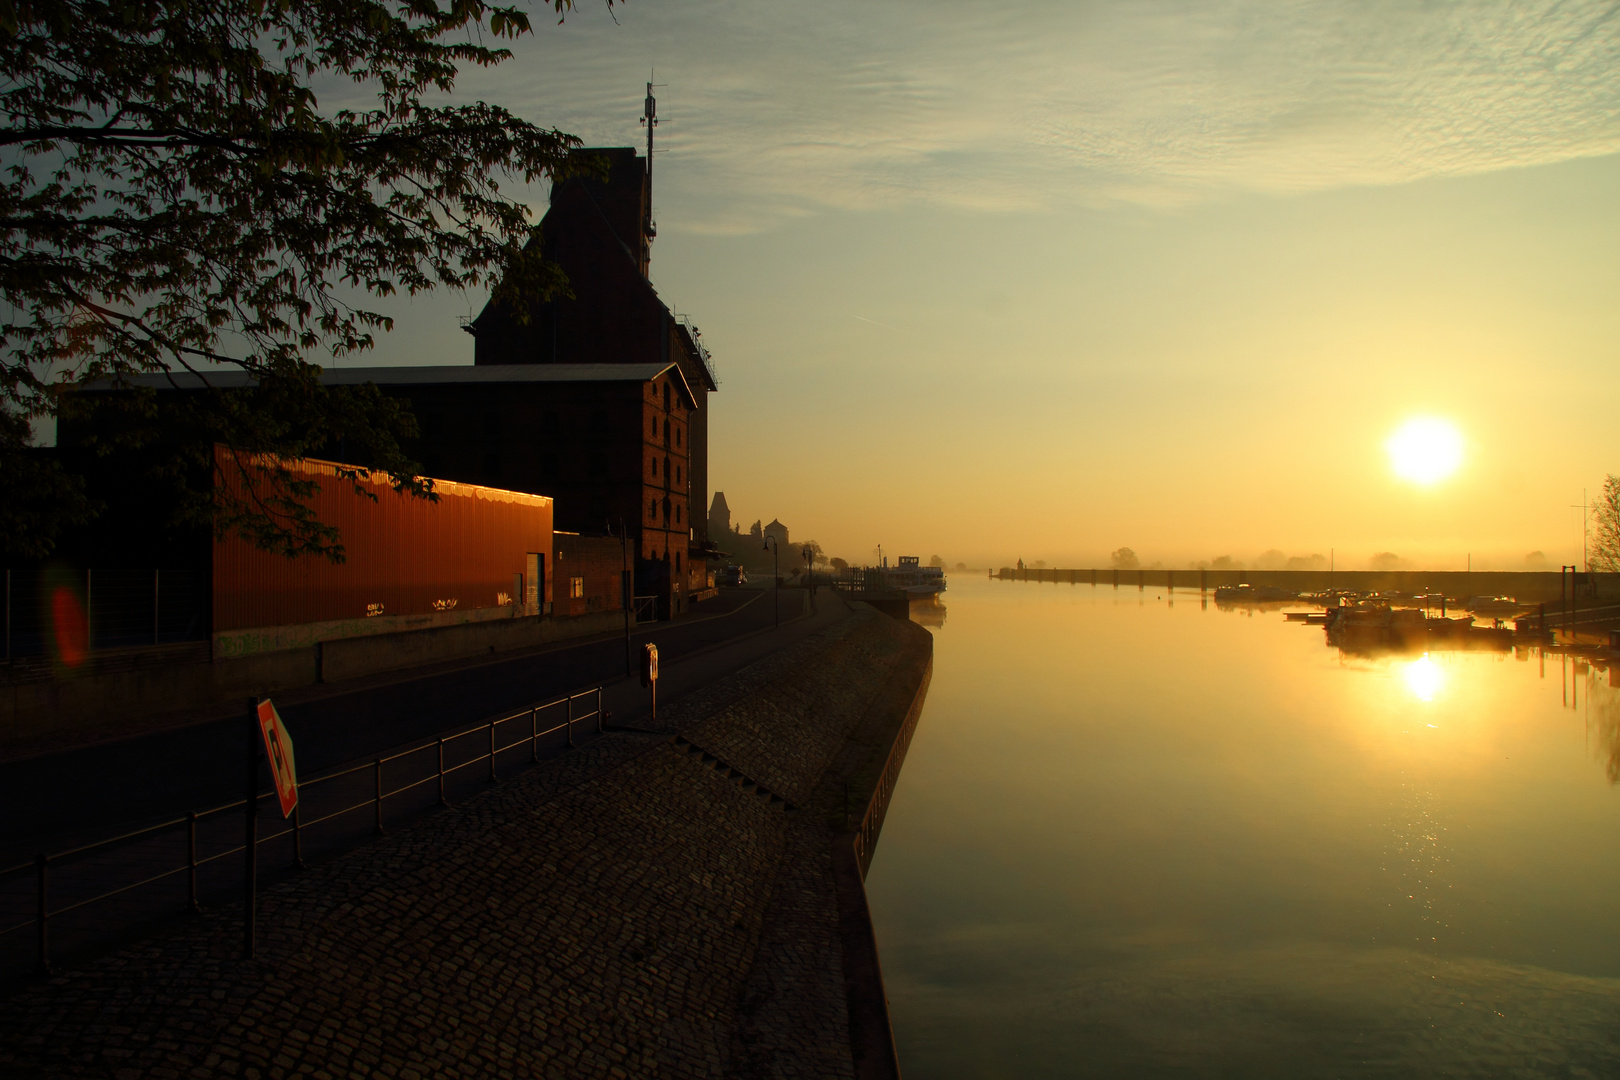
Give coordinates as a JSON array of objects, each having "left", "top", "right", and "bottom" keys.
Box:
[{"left": 1404, "top": 654, "right": 1444, "bottom": 703}]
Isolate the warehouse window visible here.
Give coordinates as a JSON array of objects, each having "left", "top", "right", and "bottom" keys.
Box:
[
  {"left": 663, "top": 419, "right": 670, "bottom": 442},
  {"left": 650, "top": 416, "right": 657, "bottom": 435},
  {"left": 676, "top": 427, "right": 682, "bottom": 447},
  {"left": 675, "top": 465, "right": 681, "bottom": 484},
  {"left": 675, "top": 505, "right": 682, "bottom": 524},
  {"left": 651, "top": 457, "right": 658, "bottom": 476},
  {"left": 650, "top": 497, "right": 658, "bottom": 519},
  {"left": 570, "top": 577, "right": 585, "bottom": 600}
]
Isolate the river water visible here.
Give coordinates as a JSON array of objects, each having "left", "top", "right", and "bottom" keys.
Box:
[{"left": 864, "top": 575, "right": 1620, "bottom": 1078}]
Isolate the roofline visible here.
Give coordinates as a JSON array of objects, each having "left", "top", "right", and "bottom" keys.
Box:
[{"left": 75, "top": 362, "right": 696, "bottom": 399}]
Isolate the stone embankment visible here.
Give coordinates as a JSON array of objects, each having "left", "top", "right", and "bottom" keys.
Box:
[{"left": 0, "top": 603, "right": 932, "bottom": 1079}]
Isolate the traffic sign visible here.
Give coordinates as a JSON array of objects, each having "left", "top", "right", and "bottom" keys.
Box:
[{"left": 256, "top": 698, "right": 299, "bottom": 818}]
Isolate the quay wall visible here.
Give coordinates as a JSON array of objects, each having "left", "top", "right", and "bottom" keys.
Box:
[
  {"left": 996, "top": 567, "right": 1620, "bottom": 603},
  {"left": 0, "top": 600, "right": 935, "bottom": 1079}
]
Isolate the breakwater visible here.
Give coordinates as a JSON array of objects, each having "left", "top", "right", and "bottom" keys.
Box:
[
  {"left": 997, "top": 567, "right": 1618, "bottom": 604},
  {"left": 0, "top": 600, "right": 932, "bottom": 1079}
]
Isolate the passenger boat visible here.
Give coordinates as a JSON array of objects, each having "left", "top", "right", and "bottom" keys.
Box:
[{"left": 878, "top": 556, "right": 948, "bottom": 596}]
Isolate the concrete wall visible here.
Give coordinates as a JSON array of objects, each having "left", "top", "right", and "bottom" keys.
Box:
[{"left": 0, "top": 610, "right": 623, "bottom": 758}]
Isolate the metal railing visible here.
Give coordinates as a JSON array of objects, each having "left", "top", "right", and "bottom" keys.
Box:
[
  {"left": 0, "top": 686, "right": 603, "bottom": 980},
  {"left": 853, "top": 683, "right": 925, "bottom": 878},
  {"left": 633, "top": 595, "right": 659, "bottom": 623}
]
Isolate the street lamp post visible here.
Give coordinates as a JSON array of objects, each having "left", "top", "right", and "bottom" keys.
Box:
[
  {"left": 763, "top": 534, "right": 780, "bottom": 630},
  {"left": 804, "top": 546, "right": 815, "bottom": 613}
]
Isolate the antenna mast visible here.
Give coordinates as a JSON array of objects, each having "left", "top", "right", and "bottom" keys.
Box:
[{"left": 640, "top": 80, "right": 659, "bottom": 183}]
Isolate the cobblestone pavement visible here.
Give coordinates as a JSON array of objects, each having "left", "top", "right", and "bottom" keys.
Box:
[{"left": 0, "top": 606, "right": 930, "bottom": 1079}]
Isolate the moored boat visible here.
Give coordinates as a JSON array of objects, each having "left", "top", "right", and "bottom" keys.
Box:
[{"left": 876, "top": 556, "right": 947, "bottom": 596}]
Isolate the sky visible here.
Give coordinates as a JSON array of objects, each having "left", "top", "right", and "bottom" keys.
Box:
[{"left": 351, "top": 0, "right": 1620, "bottom": 570}]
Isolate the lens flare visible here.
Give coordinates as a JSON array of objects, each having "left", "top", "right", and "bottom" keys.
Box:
[
  {"left": 1386, "top": 417, "right": 1463, "bottom": 485},
  {"left": 51, "top": 585, "right": 88, "bottom": 667},
  {"left": 1403, "top": 654, "right": 1444, "bottom": 702}
]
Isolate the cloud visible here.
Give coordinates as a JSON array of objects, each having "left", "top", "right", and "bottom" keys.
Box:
[{"left": 451, "top": 0, "right": 1620, "bottom": 230}]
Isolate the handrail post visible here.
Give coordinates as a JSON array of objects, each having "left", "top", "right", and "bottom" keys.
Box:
[
  {"left": 596, "top": 686, "right": 604, "bottom": 734},
  {"left": 489, "top": 720, "right": 497, "bottom": 783},
  {"left": 437, "top": 738, "right": 447, "bottom": 807},
  {"left": 33, "top": 853, "right": 48, "bottom": 978},
  {"left": 187, "top": 812, "right": 199, "bottom": 913},
  {"left": 291, "top": 803, "right": 304, "bottom": 869},
  {"left": 530, "top": 705, "right": 538, "bottom": 763},
  {"left": 566, "top": 693, "right": 575, "bottom": 749},
  {"left": 374, "top": 759, "right": 385, "bottom": 835},
  {"left": 243, "top": 699, "right": 259, "bottom": 960}
]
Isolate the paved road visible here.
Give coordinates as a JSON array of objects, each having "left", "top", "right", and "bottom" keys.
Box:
[{"left": 0, "top": 585, "right": 840, "bottom": 863}]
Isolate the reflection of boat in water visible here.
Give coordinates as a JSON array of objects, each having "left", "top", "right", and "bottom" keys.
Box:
[
  {"left": 909, "top": 596, "right": 947, "bottom": 628},
  {"left": 877, "top": 556, "right": 947, "bottom": 597},
  {"left": 1321, "top": 603, "right": 1513, "bottom": 656}
]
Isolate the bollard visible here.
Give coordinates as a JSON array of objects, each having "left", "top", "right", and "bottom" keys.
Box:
[
  {"left": 292, "top": 803, "right": 304, "bottom": 869},
  {"left": 597, "top": 687, "right": 604, "bottom": 734}
]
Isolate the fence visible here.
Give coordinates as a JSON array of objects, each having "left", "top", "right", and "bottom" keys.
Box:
[
  {"left": 632, "top": 595, "right": 659, "bottom": 623},
  {"left": 0, "top": 686, "right": 603, "bottom": 982},
  {"left": 3, "top": 567, "right": 209, "bottom": 660}
]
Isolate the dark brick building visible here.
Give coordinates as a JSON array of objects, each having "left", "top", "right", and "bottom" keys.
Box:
[
  {"left": 339, "top": 363, "right": 697, "bottom": 617},
  {"left": 464, "top": 146, "right": 719, "bottom": 577},
  {"left": 553, "top": 532, "right": 626, "bottom": 618},
  {"left": 82, "top": 362, "right": 699, "bottom": 618}
]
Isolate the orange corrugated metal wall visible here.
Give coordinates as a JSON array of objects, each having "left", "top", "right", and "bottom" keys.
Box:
[{"left": 213, "top": 448, "right": 553, "bottom": 632}]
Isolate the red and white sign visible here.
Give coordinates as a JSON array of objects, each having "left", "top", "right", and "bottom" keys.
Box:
[{"left": 256, "top": 698, "right": 299, "bottom": 818}]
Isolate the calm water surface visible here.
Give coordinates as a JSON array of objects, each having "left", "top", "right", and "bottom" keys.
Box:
[{"left": 865, "top": 576, "right": 1620, "bottom": 1078}]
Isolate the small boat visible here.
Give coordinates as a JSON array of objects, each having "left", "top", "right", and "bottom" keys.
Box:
[
  {"left": 1465, "top": 596, "right": 1525, "bottom": 617},
  {"left": 1213, "top": 583, "right": 1299, "bottom": 603}
]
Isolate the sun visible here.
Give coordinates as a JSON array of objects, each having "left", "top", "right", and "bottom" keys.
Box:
[{"left": 1386, "top": 417, "right": 1463, "bottom": 485}]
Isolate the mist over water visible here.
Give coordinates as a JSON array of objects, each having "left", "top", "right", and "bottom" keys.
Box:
[{"left": 866, "top": 576, "right": 1620, "bottom": 1078}]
